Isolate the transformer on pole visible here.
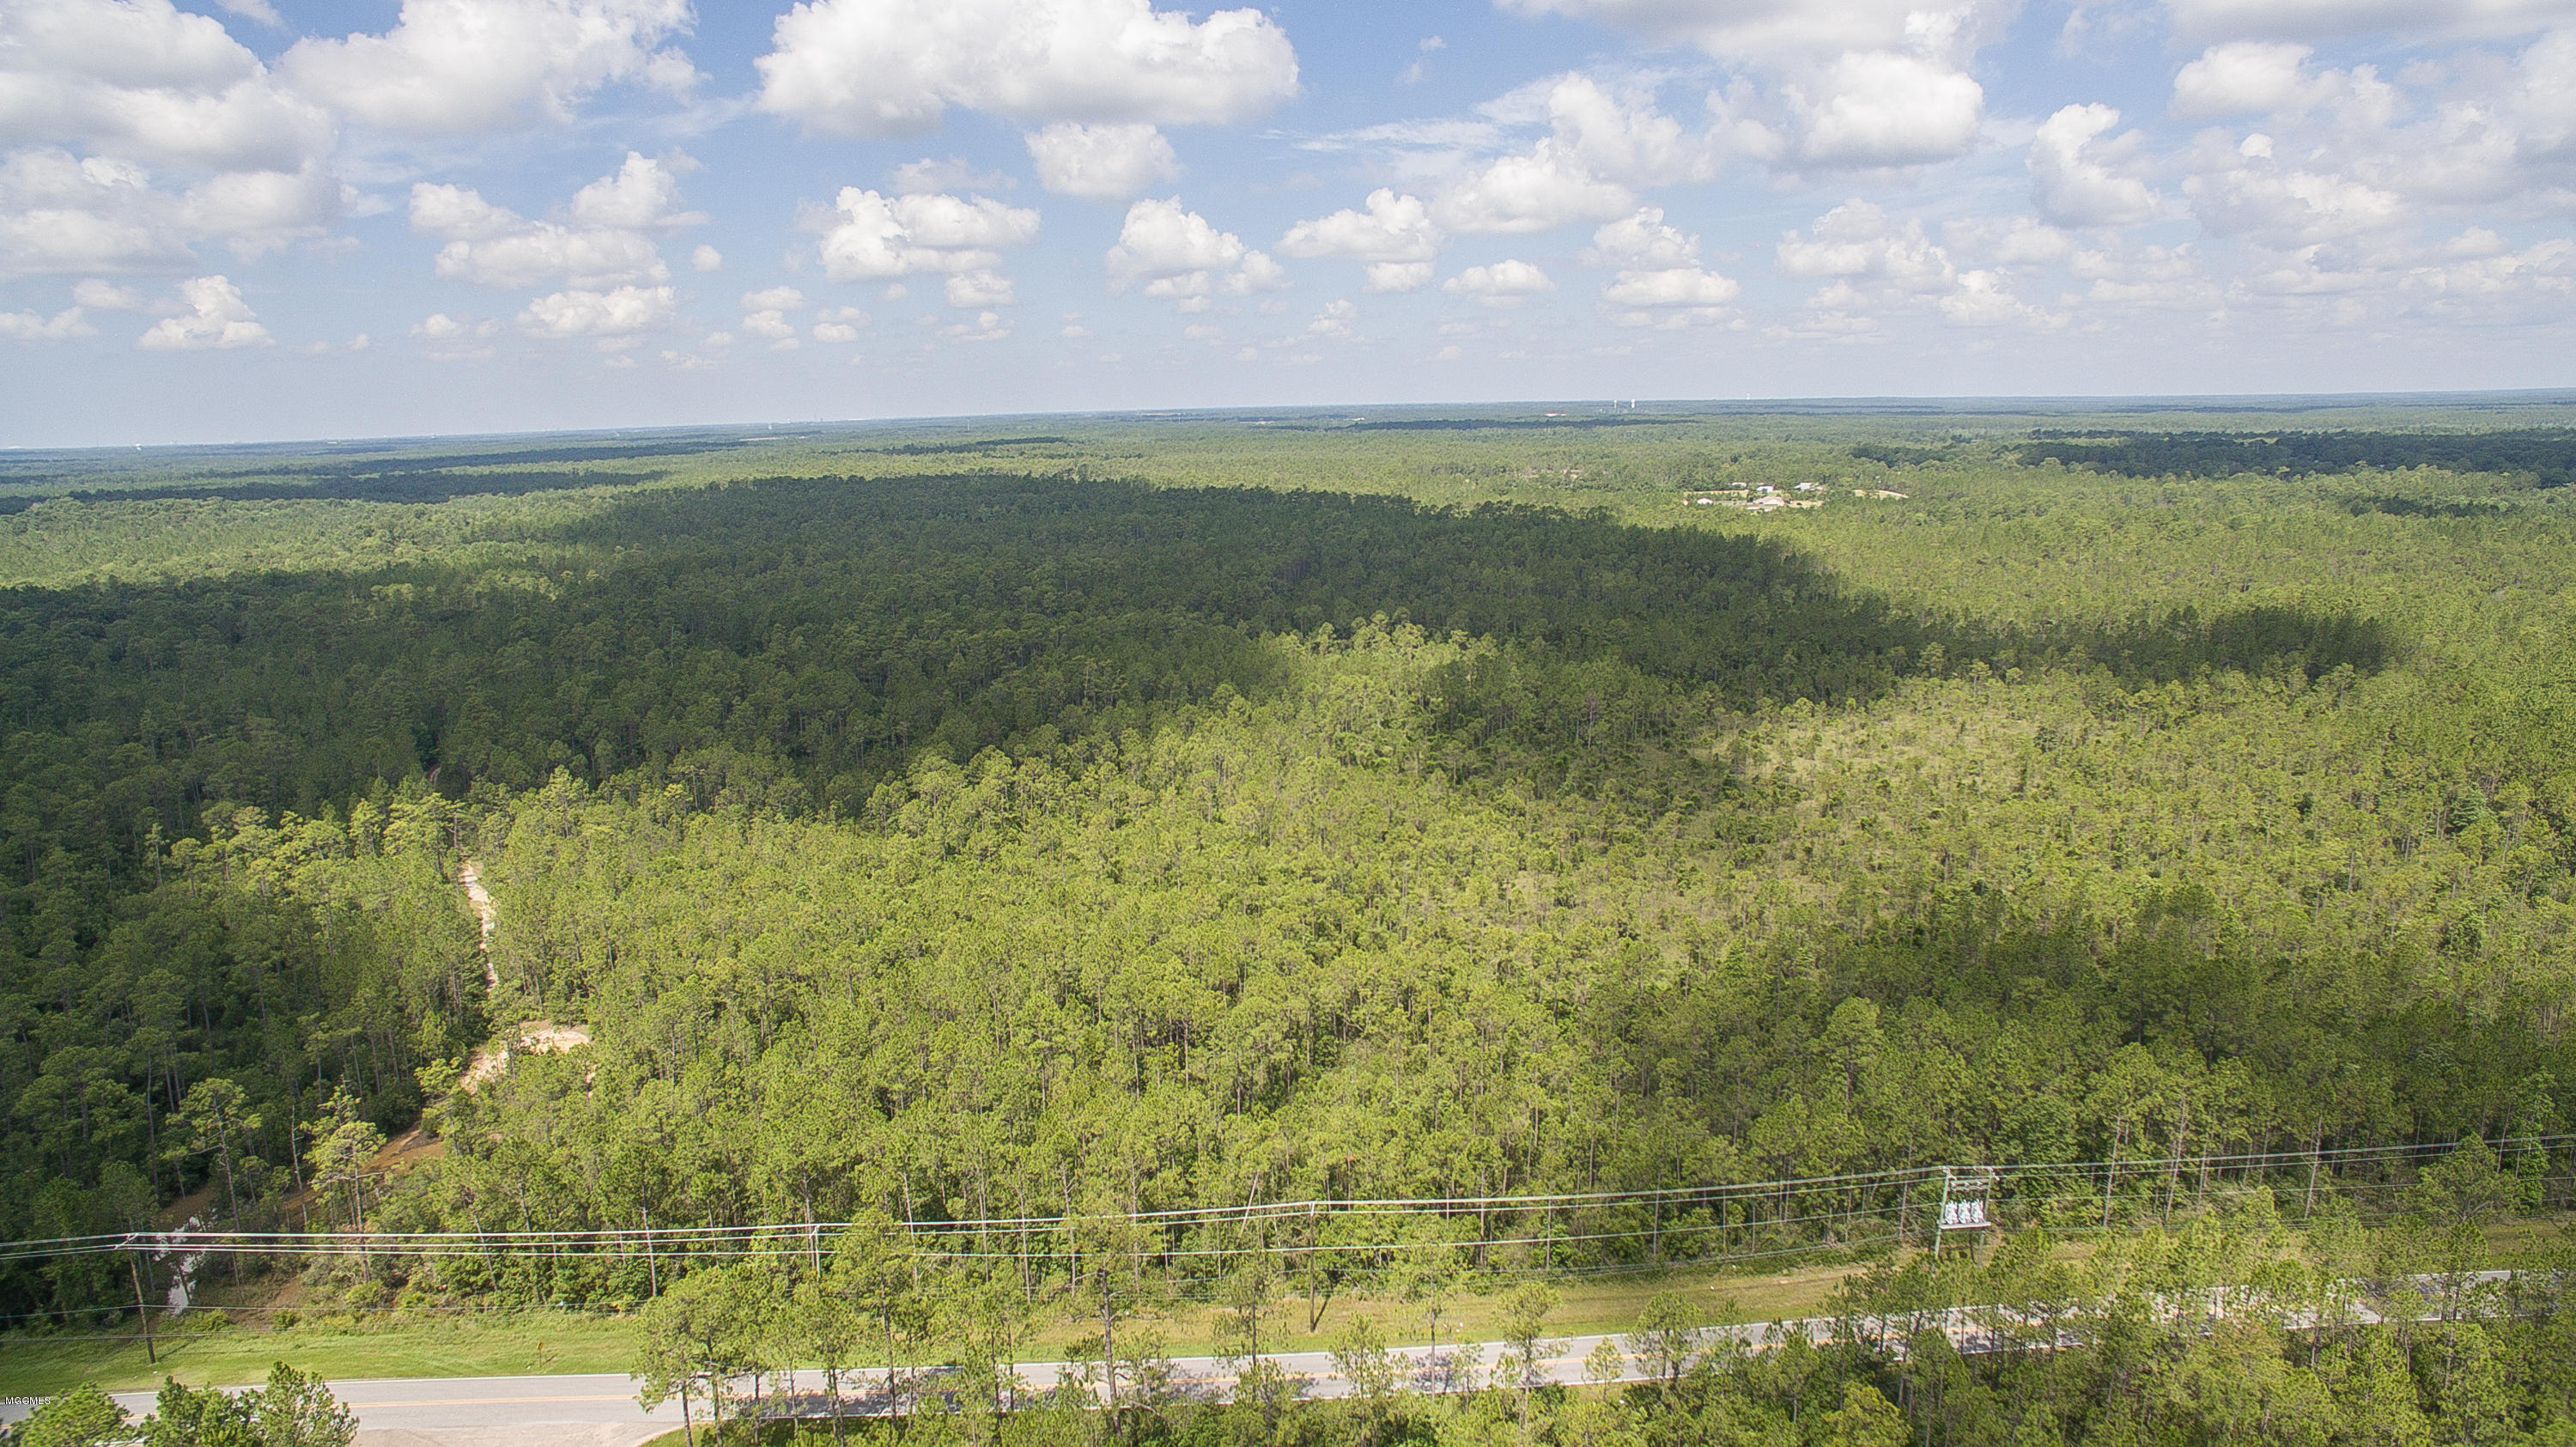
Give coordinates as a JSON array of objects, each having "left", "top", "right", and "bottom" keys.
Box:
[{"left": 1935, "top": 1168, "right": 1996, "bottom": 1253}]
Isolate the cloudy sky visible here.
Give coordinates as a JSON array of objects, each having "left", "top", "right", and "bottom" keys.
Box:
[{"left": 3, "top": 0, "right": 2573, "bottom": 444}]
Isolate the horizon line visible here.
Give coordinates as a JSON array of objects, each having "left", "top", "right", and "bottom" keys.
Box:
[{"left": 8, "top": 386, "right": 2576, "bottom": 458}]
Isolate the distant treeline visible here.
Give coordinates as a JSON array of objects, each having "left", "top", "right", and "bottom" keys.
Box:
[
  {"left": 1343, "top": 416, "right": 1680, "bottom": 433},
  {"left": 0, "top": 469, "right": 661, "bottom": 514},
  {"left": 0, "top": 435, "right": 753, "bottom": 505},
  {"left": 866, "top": 436, "right": 1072, "bottom": 454},
  {"left": 2014, "top": 429, "right": 2576, "bottom": 484}
]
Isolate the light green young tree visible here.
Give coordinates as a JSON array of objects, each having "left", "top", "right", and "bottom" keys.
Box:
[
  {"left": 252, "top": 1362, "right": 358, "bottom": 1447},
  {"left": 1583, "top": 1337, "right": 1625, "bottom": 1389},
  {"left": 937, "top": 1269, "right": 1035, "bottom": 1446},
  {"left": 1563, "top": 1339, "right": 1643, "bottom": 1447},
  {"left": 828, "top": 1211, "right": 919, "bottom": 1414},
  {"left": 791, "top": 1273, "right": 866, "bottom": 1446},
  {"left": 1623, "top": 1291, "right": 1702, "bottom": 1394},
  {"left": 1219, "top": 1254, "right": 1304, "bottom": 1429},
  {"left": 1819, "top": 1382, "right": 1908, "bottom": 1447},
  {"left": 635, "top": 1264, "right": 767, "bottom": 1445},
  {"left": 1330, "top": 1313, "right": 1400, "bottom": 1447},
  {"left": 1392, "top": 1214, "right": 1476, "bottom": 1351},
  {"left": 2409, "top": 1140, "right": 2523, "bottom": 1230},
  {"left": 300, "top": 1088, "right": 384, "bottom": 1237},
  {"left": 1494, "top": 1281, "right": 1564, "bottom": 1441},
  {"left": 140, "top": 1377, "right": 258, "bottom": 1447},
  {"left": 2435, "top": 1322, "right": 2519, "bottom": 1447},
  {"left": 2319, "top": 1332, "right": 2435, "bottom": 1447},
  {"left": 8, "top": 1383, "right": 128, "bottom": 1447},
  {"left": 1067, "top": 1202, "right": 1161, "bottom": 1428},
  {"left": 169, "top": 1078, "right": 262, "bottom": 1228}
]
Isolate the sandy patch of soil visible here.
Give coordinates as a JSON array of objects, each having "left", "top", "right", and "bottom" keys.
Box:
[{"left": 459, "top": 1021, "right": 594, "bottom": 1092}]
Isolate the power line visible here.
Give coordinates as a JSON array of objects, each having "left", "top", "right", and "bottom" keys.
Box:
[{"left": 3, "top": 1135, "right": 2557, "bottom": 1269}]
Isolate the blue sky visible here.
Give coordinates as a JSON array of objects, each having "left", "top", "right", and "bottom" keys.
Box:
[{"left": 3, "top": 0, "right": 2573, "bottom": 444}]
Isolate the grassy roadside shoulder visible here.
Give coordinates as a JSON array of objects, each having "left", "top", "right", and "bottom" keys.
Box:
[
  {"left": 0, "top": 1255, "right": 1856, "bottom": 1401},
  {"left": 11, "top": 1213, "right": 2567, "bottom": 1402},
  {"left": 0, "top": 1310, "right": 646, "bottom": 1401}
]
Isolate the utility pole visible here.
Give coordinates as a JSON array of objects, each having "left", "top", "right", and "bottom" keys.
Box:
[{"left": 127, "top": 1241, "right": 157, "bottom": 1365}]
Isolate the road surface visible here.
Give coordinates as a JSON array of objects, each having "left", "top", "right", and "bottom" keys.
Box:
[{"left": 1, "top": 1330, "right": 1684, "bottom": 1445}]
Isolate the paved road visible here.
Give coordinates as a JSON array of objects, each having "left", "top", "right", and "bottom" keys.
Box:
[
  {"left": 0, "top": 1373, "right": 683, "bottom": 1447},
  {"left": 0, "top": 1331, "right": 1686, "bottom": 1444}
]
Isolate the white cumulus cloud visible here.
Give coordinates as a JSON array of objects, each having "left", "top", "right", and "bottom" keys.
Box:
[
  {"left": 738, "top": 285, "right": 803, "bottom": 347},
  {"left": 1433, "top": 140, "right": 1635, "bottom": 233},
  {"left": 1305, "top": 297, "right": 1356, "bottom": 337},
  {"left": 2172, "top": 41, "right": 2338, "bottom": 117},
  {"left": 1775, "top": 198, "right": 2068, "bottom": 331},
  {"left": 137, "top": 272, "right": 268, "bottom": 348},
  {"left": 811, "top": 304, "right": 869, "bottom": 342},
  {"left": 73, "top": 278, "right": 147, "bottom": 309},
  {"left": 1498, "top": 0, "right": 2003, "bottom": 59},
  {"left": 410, "top": 177, "right": 671, "bottom": 289},
  {"left": 1364, "top": 262, "right": 1435, "bottom": 293},
  {"left": 2160, "top": 32, "right": 2576, "bottom": 222},
  {"left": 1578, "top": 206, "right": 1740, "bottom": 324},
  {"left": 0, "top": 0, "right": 334, "bottom": 172},
  {"left": 517, "top": 283, "right": 675, "bottom": 338},
  {"left": 1429, "top": 75, "right": 1714, "bottom": 234},
  {"left": 411, "top": 310, "right": 499, "bottom": 357},
  {"left": 569, "top": 151, "right": 708, "bottom": 229},
  {"left": 405, "top": 153, "right": 698, "bottom": 295},
  {"left": 756, "top": 0, "right": 1297, "bottom": 137},
  {"left": 0, "top": 305, "right": 91, "bottom": 339},
  {"left": 1279, "top": 188, "right": 1443, "bottom": 287},
  {"left": 1790, "top": 51, "right": 1984, "bottom": 167},
  {"left": 2029, "top": 104, "right": 2159, "bottom": 226},
  {"left": 1025, "top": 122, "right": 1181, "bottom": 200},
  {"left": 1602, "top": 267, "right": 1740, "bottom": 306},
  {"left": 811, "top": 188, "right": 1042, "bottom": 283},
  {"left": 1442, "top": 258, "right": 1555, "bottom": 305},
  {"left": 942, "top": 308, "right": 1011, "bottom": 340},
  {"left": 945, "top": 268, "right": 1018, "bottom": 306},
  {"left": 2160, "top": 0, "right": 2576, "bottom": 42},
  {"left": 1490, "top": 3, "right": 2000, "bottom": 169},
  {"left": 0, "top": 149, "right": 195, "bottom": 277},
  {"left": 177, "top": 162, "right": 343, "bottom": 255},
  {"left": 2183, "top": 133, "right": 2408, "bottom": 246},
  {"left": 1938, "top": 269, "right": 2063, "bottom": 326},
  {"left": 1777, "top": 199, "right": 1957, "bottom": 291},
  {"left": 1104, "top": 196, "right": 1277, "bottom": 298},
  {"left": 282, "top": 0, "right": 697, "bottom": 133},
  {"left": 1530, "top": 72, "right": 1716, "bottom": 185},
  {"left": 1944, "top": 216, "right": 2075, "bottom": 266},
  {"left": 0, "top": 2, "right": 350, "bottom": 270},
  {"left": 1582, "top": 207, "right": 1699, "bottom": 269},
  {"left": 412, "top": 312, "right": 495, "bottom": 337}
]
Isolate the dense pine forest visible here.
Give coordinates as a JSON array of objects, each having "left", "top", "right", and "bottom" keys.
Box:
[{"left": 4, "top": 404, "right": 2576, "bottom": 1444}]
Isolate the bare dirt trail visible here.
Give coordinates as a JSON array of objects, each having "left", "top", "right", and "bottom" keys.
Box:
[
  {"left": 455, "top": 861, "right": 588, "bottom": 1091},
  {"left": 455, "top": 860, "right": 499, "bottom": 989}
]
